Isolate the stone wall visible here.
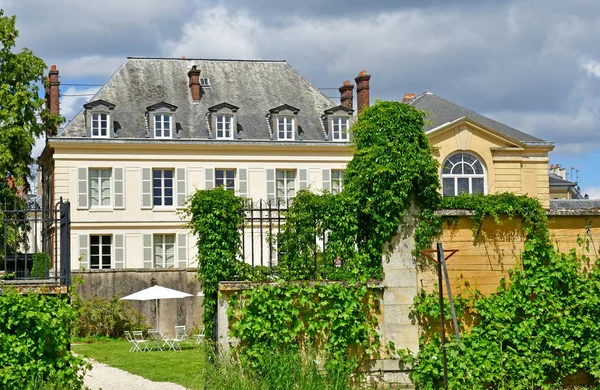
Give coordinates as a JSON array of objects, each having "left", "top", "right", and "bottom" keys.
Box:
[{"left": 73, "top": 268, "right": 203, "bottom": 333}]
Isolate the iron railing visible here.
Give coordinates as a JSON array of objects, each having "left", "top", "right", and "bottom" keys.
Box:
[{"left": 1, "top": 197, "right": 71, "bottom": 286}]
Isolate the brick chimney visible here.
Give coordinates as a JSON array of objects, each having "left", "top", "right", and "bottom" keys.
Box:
[
  {"left": 187, "top": 65, "right": 201, "bottom": 101},
  {"left": 339, "top": 80, "right": 354, "bottom": 110},
  {"left": 402, "top": 93, "right": 415, "bottom": 103},
  {"left": 355, "top": 70, "right": 371, "bottom": 114},
  {"left": 45, "top": 65, "right": 60, "bottom": 136}
]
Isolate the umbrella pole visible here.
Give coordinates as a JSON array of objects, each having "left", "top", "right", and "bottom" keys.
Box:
[{"left": 156, "top": 299, "right": 159, "bottom": 330}]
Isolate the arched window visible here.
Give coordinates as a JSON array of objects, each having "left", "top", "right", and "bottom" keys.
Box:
[{"left": 442, "top": 152, "right": 486, "bottom": 197}]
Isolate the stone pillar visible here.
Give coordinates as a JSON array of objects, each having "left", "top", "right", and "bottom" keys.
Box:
[{"left": 382, "top": 208, "right": 420, "bottom": 354}]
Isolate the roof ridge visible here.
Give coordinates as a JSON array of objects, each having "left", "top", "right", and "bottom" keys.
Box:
[{"left": 126, "top": 57, "right": 287, "bottom": 62}]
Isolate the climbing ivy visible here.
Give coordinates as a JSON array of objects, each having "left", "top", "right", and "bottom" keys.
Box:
[
  {"left": 184, "top": 187, "right": 245, "bottom": 338},
  {"left": 228, "top": 282, "right": 381, "bottom": 375},
  {"left": 405, "top": 193, "right": 600, "bottom": 388}
]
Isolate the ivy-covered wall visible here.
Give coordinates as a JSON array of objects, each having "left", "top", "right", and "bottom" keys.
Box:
[{"left": 418, "top": 213, "right": 600, "bottom": 296}]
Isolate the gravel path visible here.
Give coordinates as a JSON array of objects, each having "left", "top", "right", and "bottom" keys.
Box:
[{"left": 83, "top": 358, "right": 187, "bottom": 390}]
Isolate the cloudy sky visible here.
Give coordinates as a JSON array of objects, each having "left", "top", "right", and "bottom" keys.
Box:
[{"left": 3, "top": 0, "right": 600, "bottom": 197}]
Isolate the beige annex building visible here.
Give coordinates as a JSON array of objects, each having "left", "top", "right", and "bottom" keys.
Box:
[{"left": 39, "top": 57, "right": 554, "bottom": 272}]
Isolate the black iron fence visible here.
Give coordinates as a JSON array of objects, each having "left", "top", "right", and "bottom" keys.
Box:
[
  {"left": 240, "top": 200, "right": 327, "bottom": 269},
  {"left": 1, "top": 197, "right": 71, "bottom": 286}
]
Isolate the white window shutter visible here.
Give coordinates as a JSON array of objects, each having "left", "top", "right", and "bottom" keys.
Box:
[
  {"left": 114, "top": 234, "right": 125, "bottom": 269},
  {"left": 266, "top": 169, "right": 275, "bottom": 204},
  {"left": 78, "top": 234, "right": 89, "bottom": 270},
  {"left": 113, "top": 168, "right": 125, "bottom": 209},
  {"left": 141, "top": 168, "right": 152, "bottom": 209},
  {"left": 238, "top": 168, "right": 248, "bottom": 198},
  {"left": 176, "top": 168, "right": 187, "bottom": 207},
  {"left": 322, "top": 169, "right": 331, "bottom": 192},
  {"left": 299, "top": 169, "right": 308, "bottom": 190},
  {"left": 142, "top": 234, "right": 153, "bottom": 269},
  {"left": 77, "top": 167, "right": 88, "bottom": 209},
  {"left": 205, "top": 168, "right": 214, "bottom": 189},
  {"left": 177, "top": 233, "right": 188, "bottom": 269}
]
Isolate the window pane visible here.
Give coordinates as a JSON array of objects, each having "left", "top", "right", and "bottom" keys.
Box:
[
  {"left": 102, "top": 235, "right": 111, "bottom": 245},
  {"left": 215, "top": 170, "right": 224, "bottom": 180},
  {"left": 451, "top": 163, "right": 463, "bottom": 175},
  {"left": 472, "top": 178, "right": 484, "bottom": 194},
  {"left": 457, "top": 178, "right": 469, "bottom": 195},
  {"left": 164, "top": 170, "right": 173, "bottom": 179},
  {"left": 473, "top": 161, "right": 483, "bottom": 174},
  {"left": 463, "top": 165, "right": 474, "bottom": 175},
  {"left": 442, "top": 178, "right": 455, "bottom": 197},
  {"left": 442, "top": 161, "right": 452, "bottom": 174},
  {"left": 153, "top": 170, "right": 161, "bottom": 179}
]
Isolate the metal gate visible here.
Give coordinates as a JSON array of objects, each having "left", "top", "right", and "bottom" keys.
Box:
[{"left": 1, "top": 197, "right": 71, "bottom": 287}]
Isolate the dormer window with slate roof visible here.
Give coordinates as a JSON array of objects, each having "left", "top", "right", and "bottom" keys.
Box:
[
  {"left": 208, "top": 102, "right": 239, "bottom": 140},
  {"left": 146, "top": 102, "right": 178, "bottom": 139},
  {"left": 323, "top": 105, "right": 353, "bottom": 142},
  {"left": 269, "top": 104, "right": 300, "bottom": 141},
  {"left": 83, "top": 100, "right": 116, "bottom": 138}
]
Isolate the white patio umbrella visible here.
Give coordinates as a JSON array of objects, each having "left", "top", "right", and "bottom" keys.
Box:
[
  {"left": 197, "top": 291, "right": 204, "bottom": 297},
  {"left": 121, "top": 285, "right": 193, "bottom": 330}
]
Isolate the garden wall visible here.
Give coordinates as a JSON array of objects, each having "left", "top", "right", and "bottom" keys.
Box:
[{"left": 73, "top": 268, "right": 203, "bottom": 333}]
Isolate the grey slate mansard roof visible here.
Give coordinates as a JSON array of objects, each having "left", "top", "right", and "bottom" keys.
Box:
[
  {"left": 59, "top": 57, "right": 337, "bottom": 141},
  {"left": 409, "top": 92, "right": 551, "bottom": 145}
]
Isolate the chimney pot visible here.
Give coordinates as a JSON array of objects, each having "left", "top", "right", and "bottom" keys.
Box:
[
  {"left": 181, "top": 56, "right": 185, "bottom": 59},
  {"left": 51, "top": 65, "right": 56, "bottom": 70},
  {"left": 355, "top": 70, "right": 371, "bottom": 114},
  {"left": 187, "top": 65, "right": 202, "bottom": 101},
  {"left": 339, "top": 80, "right": 354, "bottom": 110}
]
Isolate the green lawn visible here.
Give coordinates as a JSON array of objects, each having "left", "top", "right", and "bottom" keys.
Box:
[{"left": 73, "top": 339, "right": 206, "bottom": 389}]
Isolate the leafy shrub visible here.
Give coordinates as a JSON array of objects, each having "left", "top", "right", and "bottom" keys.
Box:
[
  {"left": 0, "top": 288, "right": 86, "bottom": 389},
  {"left": 71, "top": 293, "right": 148, "bottom": 339},
  {"left": 30, "top": 252, "right": 51, "bottom": 278}
]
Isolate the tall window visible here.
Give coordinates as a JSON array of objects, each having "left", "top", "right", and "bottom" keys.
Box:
[
  {"left": 276, "top": 170, "right": 296, "bottom": 204},
  {"left": 154, "top": 234, "right": 175, "bottom": 268},
  {"left": 332, "top": 117, "right": 349, "bottom": 141},
  {"left": 331, "top": 170, "right": 344, "bottom": 195},
  {"left": 153, "top": 169, "right": 174, "bottom": 206},
  {"left": 216, "top": 115, "right": 233, "bottom": 139},
  {"left": 89, "top": 168, "right": 111, "bottom": 207},
  {"left": 154, "top": 114, "right": 172, "bottom": 138},
  {"left": 90, "top": 235, "right": 112, "bottom": 269},
  {"left": 91, "top": 113, "right": 109, "bottom": 137},
  {"left": 278, "top": 117, "right": 294, "bottom": 140},
  {"left": 441, "top": 152, "right": 486, "bottom": 197},
  {"left": 215, "top": 169, "right": 235, "bottom": 191}
]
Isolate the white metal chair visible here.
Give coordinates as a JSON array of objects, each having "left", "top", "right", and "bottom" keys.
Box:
[
  {"left": 193, "top": 326, "right": 206, "bottom": 345},
  {"left": 165, "top": 326, "right": 186, "bottom": 351},
  {"left": 147, "top": 329, "right": 165, "bottom": 351},
  {"left": 132, "top": 330, "right": 151, "bottom": 352},
  {"left": 125, "top": 330, "right": 148, "bottom": 352}
]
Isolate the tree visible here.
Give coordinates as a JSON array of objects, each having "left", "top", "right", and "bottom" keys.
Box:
[{"left": 0, "top": 9, "right": 62, "bottom": 190}]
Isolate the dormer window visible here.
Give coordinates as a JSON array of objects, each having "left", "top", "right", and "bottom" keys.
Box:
[
  {"left": 278, "top": 116, "right": 294, "bottom": 140},
  {"left": 154, "top": 114, "right": 172, "bottom": 138},
  {"left": 332, "top": 117, "right": 349, "bottom": 141},
  {"left": 146, "top": 101, "right": 178, "bottom": 139},
  {"left": 84, "top": 99, "right": 116, "bottom": 138},
  {"left": 216, "top": 115, "right": 233, "bottom": 139},
  {"left": 269, "top": 104, "right": 300, "bottom": 141},
  {"left": 323, "top": 105, "right": 354, "bottom": 142},
  {"left": 92, "top": 113, "right": 110, "bottom": 138},
  {"left": 208, "top": 102, "right": 239, "bottom": 140}
]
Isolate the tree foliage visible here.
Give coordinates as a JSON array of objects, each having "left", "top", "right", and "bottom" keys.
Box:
[{"left": 0, "top": 10, "right": 62, "bottom": 187}]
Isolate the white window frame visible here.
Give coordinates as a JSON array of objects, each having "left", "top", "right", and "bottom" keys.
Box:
[
  {"left": 91, "top": 112, "right": 110, "bottom": 138},
  {"left": 276, "top": 169, "right": 296, "bottom": 205},
  {"left": 154, "top": 114, "right": 172, "bottom": 139},
  {"left": 277, "top": 116, "right": 294, "bottom": 140},
  {"left": 90, "top": 234, "right": 112, "bottom": 270},
  {"left": 331, "top": 169, "right": 344, "bottom": 195},
  {"left": 153, "top": 234, "right": 175, "bottom": 268},
  {"left": 216, "top": 115, "right": 233, "bottom": 139},
  {"left": 153, "top": 169, "right": 174, "bottom": 207},
  {"left": 332, "top": 117, "right": 349, "bottom": 141},
  {"left": 215, "top": 169, "right": 236, "bottom": 191},
  {"left": 89, "top": 168, "right": 112, "bottom": 208},
  {"left": 441, "top": 152, "right": 487, "bottom": 197}
]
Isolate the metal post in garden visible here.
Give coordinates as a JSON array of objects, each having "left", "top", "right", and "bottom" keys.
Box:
[{"left": 420, "top": 244, "right": 460, "bottom": 390}]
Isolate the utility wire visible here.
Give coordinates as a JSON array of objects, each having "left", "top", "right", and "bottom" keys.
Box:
[
  {"left": 62, "top": 93, "right": 96, "bottom": 97},
  {"left": 61, "top": 83, "right": 103, "bottom": 87}
]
